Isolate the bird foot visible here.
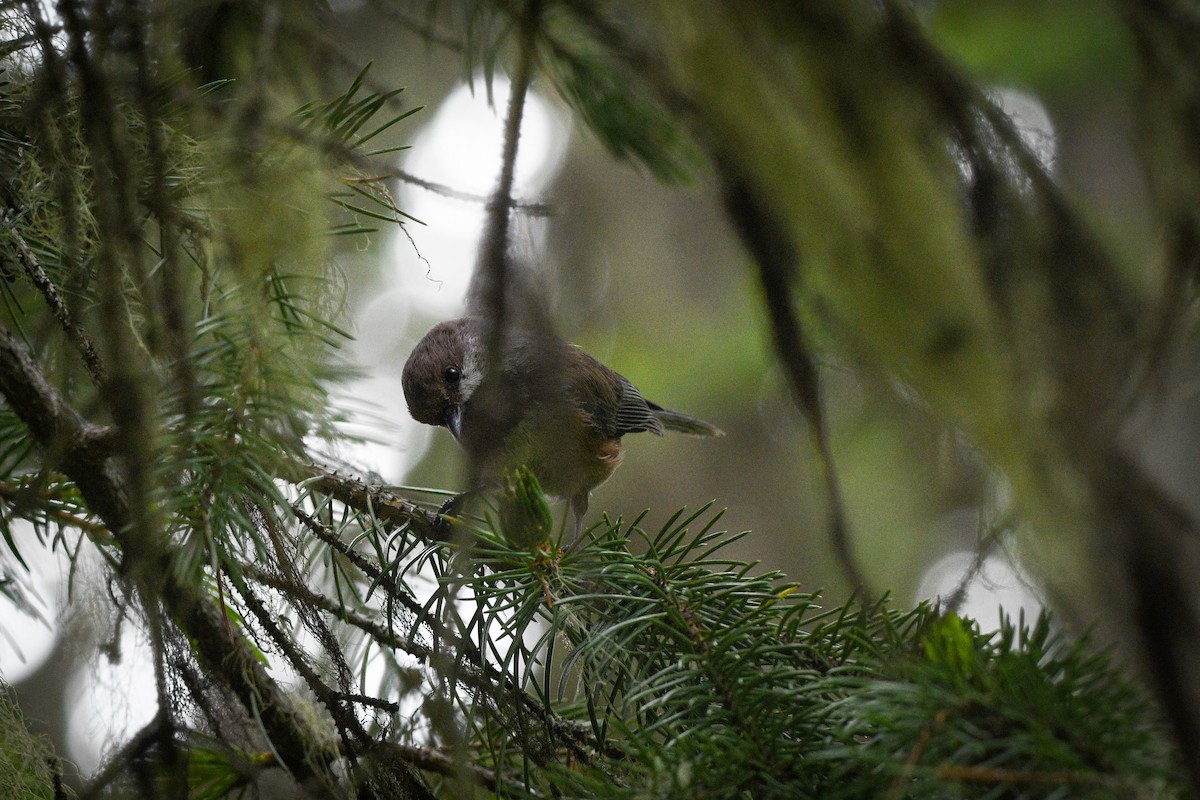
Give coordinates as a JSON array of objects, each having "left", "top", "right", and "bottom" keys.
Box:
[{"left": 431, "top": 493, "right": 466, "bottom": 540}]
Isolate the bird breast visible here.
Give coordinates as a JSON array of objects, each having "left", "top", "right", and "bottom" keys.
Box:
[{"left": 491, "top": 407, "right": 624, "bottom": 502}]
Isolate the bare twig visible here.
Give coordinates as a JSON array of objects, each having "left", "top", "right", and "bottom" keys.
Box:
[
  {"left": 472, "top": 0, "right": 543, "bottom": 359},
  {"left": 722, "top": 178, "right": 872, "bottom": 600},
  {"left": 243, "top": 563, "right": 433, "bottom": 660},
  {"left": 944, "top": 501, "right": 1011, "bottom": 616},
  {"left": 366, "top": 2, "right": 464, "bottom": 52},
  {"left": 289, "top": 502, "right": 429, "bottom": 621},
  {"left": 390, "top": 167, "right": 553, "bottom": 216},
  {"left": 222, "top": 564, "right": 435, "bottom": 798},
  {"left": 0, "top": 207, "right": 106, "bottom": 386},
  {"left": 76, "top": 715, "right": 174, "bottom": 800},
  {"left": 337, "top": 693, "right": 400, "bottom": 714},
  {"left": 367, "top": 741, "right": 544, "bottom": 799}
]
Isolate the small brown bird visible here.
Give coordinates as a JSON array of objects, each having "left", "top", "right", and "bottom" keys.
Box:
[{"left": 402, "top": 317, "right": 722, "bottom": 541}]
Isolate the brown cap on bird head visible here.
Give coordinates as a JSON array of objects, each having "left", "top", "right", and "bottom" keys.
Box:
[{"left": 401, "top": 318, "right": 480, "bottom": 439}]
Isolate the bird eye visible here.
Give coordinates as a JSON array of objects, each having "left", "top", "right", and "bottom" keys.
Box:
[{"left": 443, "top": 365, "right": 462, "bottom": 385}]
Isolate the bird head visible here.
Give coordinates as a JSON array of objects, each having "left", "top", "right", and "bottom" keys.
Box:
[{"left": 401, "top": 318, "right": 484, "bottom": 441}]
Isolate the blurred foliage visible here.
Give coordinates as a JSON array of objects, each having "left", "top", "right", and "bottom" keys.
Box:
[
  {"left": 537, "top": 18, "right": 702, "bottom": 182},
  {"left": 928, "top": 1, "right": 1138, "bottom": 97},
  {"left": 496, "top": 465, "right": 554, "bottom": 548}
]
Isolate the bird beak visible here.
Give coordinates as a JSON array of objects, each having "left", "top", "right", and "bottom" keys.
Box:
[{"left": 445, "top": 406, "right": 462, "bottom": 442}]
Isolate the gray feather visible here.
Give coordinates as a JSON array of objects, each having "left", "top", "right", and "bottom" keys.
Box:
[
  {"left": 614, "top": 378, "right": 665, "bottom": 437},
  {"left": 650, "top": 405, "right": 724, "bottom": 437}
]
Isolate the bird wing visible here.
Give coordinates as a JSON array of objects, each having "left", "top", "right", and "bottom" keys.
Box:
[
  {"left": 612, "top": 375, "right": 666, "bottom": 437},
  {"left": 569, "top": 346, "right": 664, "bottom": 439}
]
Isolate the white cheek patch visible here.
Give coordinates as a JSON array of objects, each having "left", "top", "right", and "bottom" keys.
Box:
[{"left": 459, "top": 327, "right": 485, "bottom": 402}]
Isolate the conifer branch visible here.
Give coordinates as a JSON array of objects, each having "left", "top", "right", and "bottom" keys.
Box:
[
  {"left": 294, "top": 463, "right": 446, "bottom": 543},
  {"left": 269, "top": 503, "right": 621, "bottom": 768},
  {"left": 241, "top": 559, "right": 609, "bottom": 765},
  {"left": 0, "top": 203, "right": 106, "bottom": 387},
  {"left": 0, "top": 323, "right": 336, "bottom": 788},
  {"left": 0, "top": 479, "right": 108, "bottom": 535}
]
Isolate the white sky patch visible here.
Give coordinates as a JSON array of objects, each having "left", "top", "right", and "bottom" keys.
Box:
[
  {"left": 388, "top": 74, "right": 570, "bottom": 315},
  {"left": 318, "top": 375, "right": 435, "bottom": 483},
  {"left": 65, "top": 620, "right": 160, "bottom": 777},
  {"left": 991, "top": 87, "right": 1057, "bottom": 172},
  {"left": 916, "top": 549, "right": 1043, "bottom": 634},
  {"left": 0, "top": 524, "right": 63, "bottom": 684}
]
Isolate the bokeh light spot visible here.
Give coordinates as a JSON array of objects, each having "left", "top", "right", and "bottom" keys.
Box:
[{"left": 916, "top": 548, "right": 1043, "bottom": 633}]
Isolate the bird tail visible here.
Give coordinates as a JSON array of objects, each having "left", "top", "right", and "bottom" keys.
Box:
[{"left": 651, "top": 406, "right": 724, "bottom": 438}]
